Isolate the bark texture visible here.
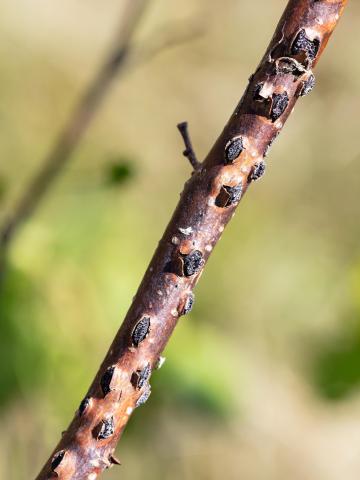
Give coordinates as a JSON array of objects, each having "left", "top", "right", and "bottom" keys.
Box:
[{"left": 35, "top": 1, "right": 347, "bottom": 479}]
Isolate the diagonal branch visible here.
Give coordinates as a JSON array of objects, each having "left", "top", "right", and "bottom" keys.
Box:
[{"left": 35, "top": 1, "right": 348, "bottom": 479}]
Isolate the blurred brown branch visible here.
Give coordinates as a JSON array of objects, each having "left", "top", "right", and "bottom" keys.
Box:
[
  {"left": 0, "top": 0, "right": 203, "bottom": 269},
  {"left": 34, "top": 1, "right": 348, "bottom": 479}
]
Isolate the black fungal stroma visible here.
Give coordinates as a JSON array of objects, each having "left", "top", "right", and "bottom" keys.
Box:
[
  {"left": 299, "top": 74, "right": 315, "bottom": 96},
  {"left": 182, "top": 250, "right": 204, "bottom": 277},
  {"left": 136, "top": 385, "right": 151, "bottom": 407},
  {"left": 224, "top": 137, "right": 244, "bottom": 163},
  {"left": 97, "top": 416, "right": 115, "bottom": 440},
  {"left": 291, "top": 29, "right": 320, "bottom": 61},
  {"left": 51, "top": 450, "right": 65, "bottom": 471},
  {"left": 181, "top": 293, "right": 194, "bottom": 315},
  {"left": 249, "top": 161, "right": 266, "bottom": 182},
  {"left": 100, "top": 366, "right": 115, "bottom": 396},
  {"left": 271, "top": 92, "right": 289, "bottom": 122},
  {"left": 132, "top": 316, "right": 150, "bottom": 347},
  {"left": 216, "top": 184, "right": 242, "bottom": 208},
  {"left": 132, "top": 363, "right": 151, "bottom": 390},
  {"left": 78, "top": 396, "right": 90, "bottom": 416}
]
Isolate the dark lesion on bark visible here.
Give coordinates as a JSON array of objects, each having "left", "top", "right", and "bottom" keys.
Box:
[
  {"left": 215, "top": 184, "right": 243, "bottom": 208},
  {"left": 297, "top": 73, "right": 316, "bottom": 96},
  {"left": 131, "top": 363, "right": 151, "bottom": 390},
  {"left": 270, "top": 91, "right": 289, "bottom": 122},
  {"left": 136, "top": 383, "right": 151, "bottom": 407},
  {"left": 100, "top": 366, "right": 116, "bottom": 397},
  {"left": 172, "top": 250, "right": 204, "bottom": 277},
  {"left": 78, "top": 396, "right": 91, "bottom": 416},
  {"left": 180, "top": 291, "right": 195, "bottom": 316},
  {"left": 94, "top": 416, "right": 115, "bottom": 440},
  {"left": 291, "top": 28, "right": 320, "bottom": 65},
  {"left": 224, "top": 136, "right": 245, "bottom": 164},
  {"left": 51, "top": 450, "right": 65, "bottom": 471},
  {"left": 249, "top": 161, "right": 266, "bottom": 182},
  {"left": 251, "top": 84, "right": 290, "bottom": 123},
  {"left": 245, "top": 26, "right": 320, "bottom": 122},
  {"left": 132, "top": 316, "right": 151, "bottom": 347}
]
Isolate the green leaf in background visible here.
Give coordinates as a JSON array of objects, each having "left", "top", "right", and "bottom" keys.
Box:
[
  {"left": 312, "top": 326, "right": 360, "bottom": 401},
  {"left": 105, "top": 157, "right": 135, "bottom": 187}
]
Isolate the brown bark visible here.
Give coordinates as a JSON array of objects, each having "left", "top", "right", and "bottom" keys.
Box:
[{"left": 35, "top": 1, "right": 348, "bottom": 479}]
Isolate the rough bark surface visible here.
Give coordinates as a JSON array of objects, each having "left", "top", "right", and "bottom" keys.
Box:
[{"left": 35, "top": 1, "right": 347, "bottom": 479}]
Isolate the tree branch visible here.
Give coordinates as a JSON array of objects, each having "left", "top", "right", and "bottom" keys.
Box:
[{"left": 35, "top": 1, "right": 347, "bottom": 479}]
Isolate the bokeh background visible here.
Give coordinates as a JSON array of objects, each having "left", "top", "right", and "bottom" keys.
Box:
[{"left": 0, "top": 0, "right": 360, "bottom": 478}]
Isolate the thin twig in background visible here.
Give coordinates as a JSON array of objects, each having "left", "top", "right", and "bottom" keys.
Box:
[
  {"left": 0, "top": 0, "right": 203, "bottom": 267},
  {"left": 34, "top": 1, "right": 348, "bottom": 478}
]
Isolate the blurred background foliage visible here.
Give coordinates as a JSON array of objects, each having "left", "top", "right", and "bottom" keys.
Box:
[{"left": 0, "top": 0, "right": 360, "bottom": 479}]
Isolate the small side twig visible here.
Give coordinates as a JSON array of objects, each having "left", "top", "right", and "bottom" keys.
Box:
[{"left": 177, "top": 122, "right": 201, "bottom": 170}]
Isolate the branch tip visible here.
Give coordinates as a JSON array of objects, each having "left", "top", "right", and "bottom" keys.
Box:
[{"left": 177, "top": 121, "right": 201, "bottom": 171}]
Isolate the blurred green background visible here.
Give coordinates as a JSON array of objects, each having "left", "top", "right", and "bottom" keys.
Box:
[{"left": 1, "top": 0, "right": 360, "bottom": 478}]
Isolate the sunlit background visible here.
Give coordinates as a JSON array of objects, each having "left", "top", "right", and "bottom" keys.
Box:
[{"left": 0, "top": 0, "right": 360, "bottom": 478}]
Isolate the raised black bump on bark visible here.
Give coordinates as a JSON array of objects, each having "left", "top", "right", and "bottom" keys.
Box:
[
  {"left": 298, "top": 74, "right": 316, "bottom": 96},
  {"left": 224, "top": 136, "right": 244, "bottom": 164},
  {"left": 215, "top": 184, "right": 242, "bottom": 208},
  {"left": 51, "top": 450, "right": 65, "bottom": 471},
  {"left": 78, "top": 396, "right": 91, "bottom": 416},
  {"left": 172, "top": 250, "right": 204, "bottom": 277},
  {"left": 249, "top": 161, "right": 266, "bottom": 182},
  {"left": 291, "top": 29, "right": 320, "bottom": 62},
  {"left": 183, "top": 250, "right": 204, "bottom": 277},
  {"left": 270, "top": 92, "right": 289, "bottom": 122},
  {"left": 131, "top": 363, "right": 151, "bottom": 390},
  {"left": 136, "top": 384, "right": 151, "bottom": 407},
  {"left": 181, "top": 292, "right": 195, "bottom": 316},
  {"left": 132, "top": 316, "right": 150, "bottom": 347},
  {"left": 96, "top": 416, "right": 115, "bottom": 440},
  {"left": 100, "top": 366, "right": 115, "bottom": 396}
]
